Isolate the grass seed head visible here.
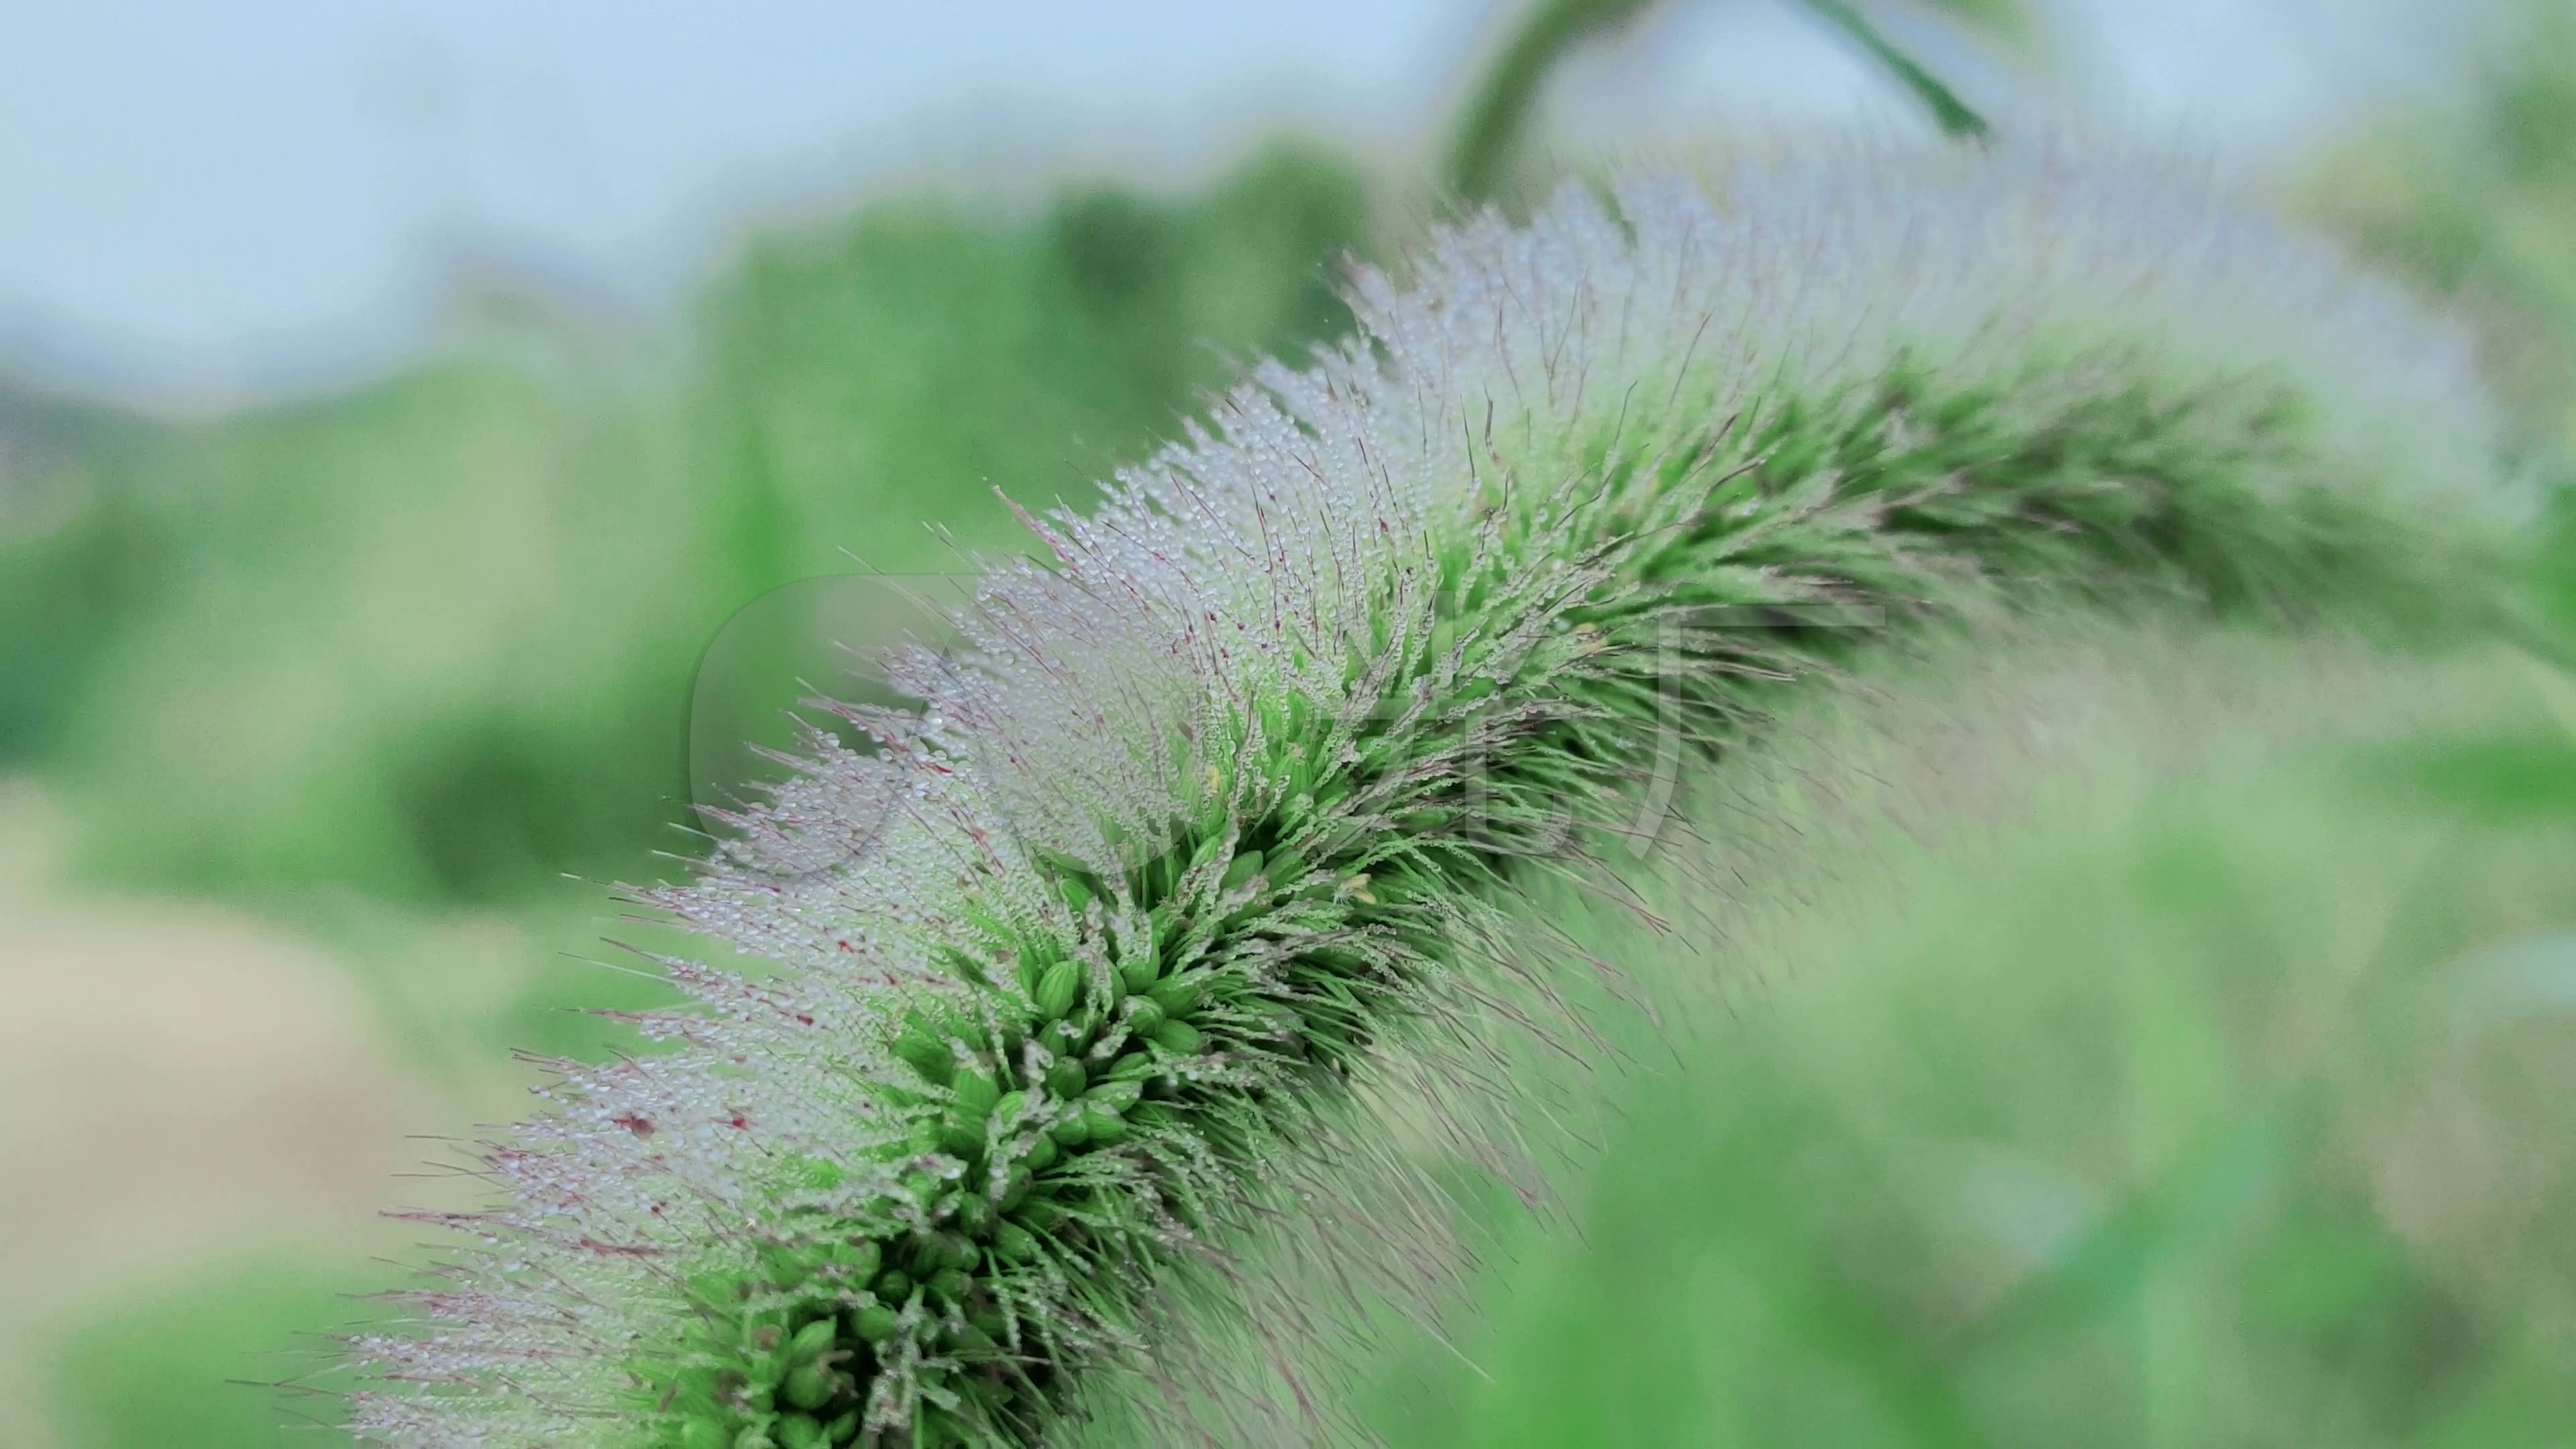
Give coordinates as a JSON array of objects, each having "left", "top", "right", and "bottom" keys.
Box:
[{"left": 348, "top": 142, "right": 2518, "bottom": 1446}]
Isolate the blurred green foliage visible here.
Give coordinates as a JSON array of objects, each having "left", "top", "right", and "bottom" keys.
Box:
[
  {"left": 1361, "top": 693, "right": 2576, "bottom": 1447},
  {"left": 0, "top": 141, "right": 1369, "bottom": 904},
  {"left": 1444, "top": 0, "right": 2015, "bottom": 205},
  {"left": 1445, "top": 0, "right": 1667, "bottom": 203},
  {"left": 46, "top": 1255, "right": 380, "bottom": 1449},
  {"left": 2305, "top": 2, "right": 2576, "bottom": 463},
  {"left": 0, "top": 388, "right": 170, "bottom": 760},
  {"left": 692, "top": 142, "right": 1366, "bottom": 582}
]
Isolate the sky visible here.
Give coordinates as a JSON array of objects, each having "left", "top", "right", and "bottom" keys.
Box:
[{"left": 0, "top": 0, "right": 2461, "bottom": 408}]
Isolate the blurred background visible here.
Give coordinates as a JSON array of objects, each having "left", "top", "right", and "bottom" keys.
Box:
[{"left": 1, "top": 1, "right": 2571, "bottom": 1443}]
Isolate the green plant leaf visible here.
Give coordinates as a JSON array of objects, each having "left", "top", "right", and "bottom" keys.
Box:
[{"left": 1799, "top": 0, "right": 1992, "bottom": 140}]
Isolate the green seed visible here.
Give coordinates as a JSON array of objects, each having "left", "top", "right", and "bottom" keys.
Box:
[
  {"left": 993, "top": 1222, "right": 1040, "bottom": 1263},
  {"left": 930, "top": 1268, "right": 974, "bottom": 1302},
  {"left": 1083, "top": 1107, "right": 1130, "bottom": 1144},
  {"left": 1146, "top": 976, "right": 1201, "bottom": 1015},
  {"left": 1086, "top": 1079, "right": 1142, "bottom": 1113},
  {"left": 939, "top": 1117, "right": 984, "bottom": 1158},
  {"left": 1270, "top": 841, "right": 1313, "bottom": 883},
  {"left": 1152, "top": 1019, "right": 1205, "bottom": 1054},
  {"left": 1034, "top": 961, "right": 1081, "bottom": 1020},
  {"left": 1043, "top": 1059, "right": 1087, "bottom": 1098},
  {"left": 1123, "top": 996, "right": 1165, "bottom": 1036},
  {"left": 827, "top": 1240, "right": 880, "bottom": 1281},
  {"left": 783, "top": 1362, "right": 835, "bottom": 1411},
  {"left": 893, "top": 1026, "right": 953, "bottom": 1087},
  {"left": 851, "top": 1304, "right": 901, "bottom": 1343},
  {"left": 788, "top": 1318, "right": 837, "bottom": 1361},
  {"left": 1219, "top": 849, "right": 1265, "bottom": 893},
  {"left": 1051, "top": 1114, "right": 1091, "bottom": 1147},
  {"left": 952, "top": 1070, "right": 1000, "bottom": 1116}
]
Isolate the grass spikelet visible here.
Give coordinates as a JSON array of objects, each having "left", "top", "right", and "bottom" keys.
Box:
[{"left": 345, "top": 142, "right": 2529, "bottom": 1446}]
